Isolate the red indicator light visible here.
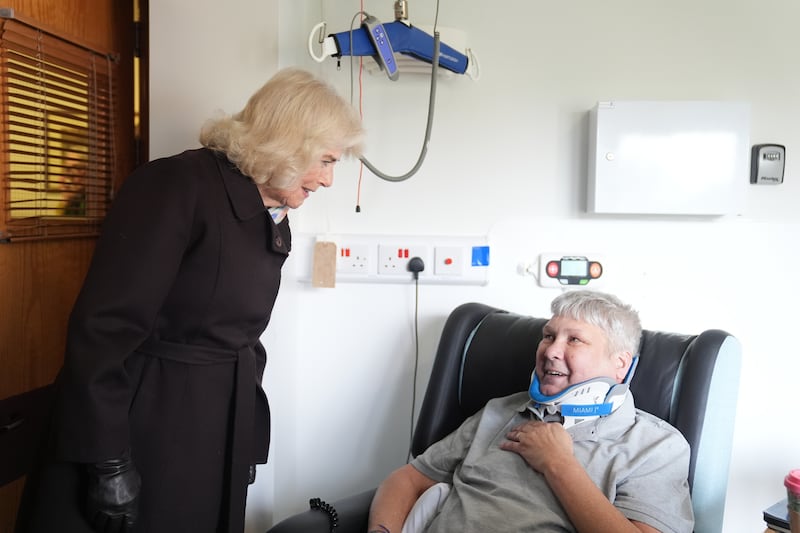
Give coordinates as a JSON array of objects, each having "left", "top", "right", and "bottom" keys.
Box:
[
  {"left": 444, "top": 258, "right": 453, "bottom": 265},
  {"left": 546, "top": 261, "right": 560, "bottom": 278}
]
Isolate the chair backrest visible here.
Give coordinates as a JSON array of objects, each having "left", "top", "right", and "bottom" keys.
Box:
[{"left": 412, "top": 302, "right": 741, "bottom": 533}]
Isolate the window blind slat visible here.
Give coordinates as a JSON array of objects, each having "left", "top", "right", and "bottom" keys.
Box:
[
  {"left": 4, "top": 101, "right": 113, "bottom": 126},
  {"left": 3, "top": 77, "right": 103, "bottom": 108},
  {"left": 2, "top": 47, "right": 100, "bottom": 79}
]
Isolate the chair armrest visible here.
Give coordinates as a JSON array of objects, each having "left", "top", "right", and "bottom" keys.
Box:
[{"left": 266, "top": 489, "right": 376, "bottom": 533}]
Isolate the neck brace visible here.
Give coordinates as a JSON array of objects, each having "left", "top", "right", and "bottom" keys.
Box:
[{"left": 528, "top": 357, "right": 638, "bottom": 429}]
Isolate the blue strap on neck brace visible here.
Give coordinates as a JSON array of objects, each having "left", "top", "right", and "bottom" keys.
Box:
[{"left": 528, "top": 356, "right": 639, "bottom": 416}]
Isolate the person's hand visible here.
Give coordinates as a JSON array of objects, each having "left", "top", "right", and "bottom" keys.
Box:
[
  {"left": 500, "top": 420, "right": 574, "bottom": 474},
  {"left": 85, "top": 452, "right": 142, "bottom": 533}
]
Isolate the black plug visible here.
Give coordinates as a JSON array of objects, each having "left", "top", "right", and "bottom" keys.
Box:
[{"left": 407, "top": 256, "right": 425, "bottom": 280}]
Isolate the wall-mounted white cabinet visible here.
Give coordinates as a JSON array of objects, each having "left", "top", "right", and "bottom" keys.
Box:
[{"left": 587, "top": 100, "right": 750, "bottom": 216}]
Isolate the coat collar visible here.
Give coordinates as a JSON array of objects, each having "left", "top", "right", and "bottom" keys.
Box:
[
  {"left": 211, "top": 150, "right": 290, "bottom": 255},
  {"left": 213, "top": 153, "right": 267, "bottom": 222}
]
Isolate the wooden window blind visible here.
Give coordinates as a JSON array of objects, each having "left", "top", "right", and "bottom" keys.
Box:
[{"left": 0, "top": 8, "right": 118, "bottom": 241}]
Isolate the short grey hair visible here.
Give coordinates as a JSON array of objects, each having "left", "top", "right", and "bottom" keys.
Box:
[{"left": 550, "top": 290, "right": 642, "bottom": 356}]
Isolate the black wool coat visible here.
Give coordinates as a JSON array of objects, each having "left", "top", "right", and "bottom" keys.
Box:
[{"left": 25, "top": 148, "right": 288, "bottom": 533}]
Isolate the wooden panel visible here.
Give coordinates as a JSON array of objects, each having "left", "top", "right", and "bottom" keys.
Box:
[
  {"left": 0, "top": 239, "right": 95, "bottom": 398},
  {"left": 3, "top": 0, "right": 115, "bottom": 50}
]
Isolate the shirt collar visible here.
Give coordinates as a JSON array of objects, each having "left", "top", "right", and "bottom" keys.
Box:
[{"left": 569, "top": 393, "right": 635, "bottom": 442}]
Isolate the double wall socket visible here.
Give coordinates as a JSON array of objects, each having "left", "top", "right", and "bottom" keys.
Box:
[
  {"left": 337, "top": 244, "right": 370, "bottom": 274},
  {"left": 377, "top": 244, "right": 430, "bottom": 276}
]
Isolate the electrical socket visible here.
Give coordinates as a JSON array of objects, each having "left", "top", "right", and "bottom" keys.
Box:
[
  {"left": 337, "top": 243, "right": 370, "bottom": 274},
  {"left": 378, "top": 244, "right": 429, "bottom": 275}
]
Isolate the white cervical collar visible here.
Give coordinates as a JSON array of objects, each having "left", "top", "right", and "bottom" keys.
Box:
[{"left": 528, "top": 357, "right": 637, "bottom": 429}]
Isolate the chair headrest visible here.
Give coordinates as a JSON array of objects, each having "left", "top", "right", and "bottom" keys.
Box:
[{"left": 459, "top": 311, "right": 547, "bottom": 417}]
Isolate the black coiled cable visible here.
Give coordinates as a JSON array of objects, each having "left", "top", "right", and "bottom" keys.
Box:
[{"left": 309, "top": 497, "right": 338, "bottom": 532}]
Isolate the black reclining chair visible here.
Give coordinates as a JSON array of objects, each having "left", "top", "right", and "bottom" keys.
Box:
[{"left": 267, "top": 302, "right": 742, "bottom": 533}]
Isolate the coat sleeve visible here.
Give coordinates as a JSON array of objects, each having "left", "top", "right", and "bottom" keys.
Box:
[{"left": 55, "top": 154, "right": 201, "bottom": 463}]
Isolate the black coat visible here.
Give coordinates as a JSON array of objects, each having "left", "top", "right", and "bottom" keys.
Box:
[{"left": 24, "top": 148, "right": 288, "bottom": 533}]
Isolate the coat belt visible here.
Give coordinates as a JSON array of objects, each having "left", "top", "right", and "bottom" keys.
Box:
[{"left": 138, "top": 338, "right": 255, "bottom": 532}]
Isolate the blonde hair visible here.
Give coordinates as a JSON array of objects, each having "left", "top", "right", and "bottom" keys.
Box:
[{"left": 199, "top": 68, "right": 364, "bottom": 187}]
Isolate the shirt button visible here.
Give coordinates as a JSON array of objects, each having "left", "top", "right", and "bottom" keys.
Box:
[{"left": 274, "top": 236, "right": 283, "bottom": 248}]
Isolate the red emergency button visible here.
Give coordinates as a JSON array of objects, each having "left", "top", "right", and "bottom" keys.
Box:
[
  {"left": 589, "top": 262, "right": 603, "bottom": 279},
  {"left": 546, "top": 261, "right": 560, "bottom": 278}
]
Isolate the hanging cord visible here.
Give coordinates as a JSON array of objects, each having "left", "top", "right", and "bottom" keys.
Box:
[
  {"left": 359, "top": 33, "right": 439, "bottom": 183},
  {"left": 348, "top": 6, "right": 366, "bottom": 212},
  {"left": 407, "top": 274, "right": 421, "bottom": 460},
  {"left": 348, "top": 10, "right": 367, "bottom": 106},
  {"left": 354, "top": 1, "right": 365, "bottom": 212},
  {"left": 406, "top": 256, "right": 425, "bottom": 461},
  {"left": 354, "top": 0, "right": 442, "bottom": 183}
]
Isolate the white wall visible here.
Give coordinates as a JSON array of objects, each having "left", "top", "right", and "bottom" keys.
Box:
[
  {"left": 149, "top": 1, "right": 800, "bottom": 532},
  {"left": 148, "top": 0, "right": 280, "bottom": 160}
]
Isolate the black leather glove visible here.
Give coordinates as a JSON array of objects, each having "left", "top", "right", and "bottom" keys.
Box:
[{"left": 85, "top": 451, "right": 142, "bottom": 533}]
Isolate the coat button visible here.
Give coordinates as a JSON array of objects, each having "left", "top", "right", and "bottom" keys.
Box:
[{"left": 274, "top": 236, "right": 283, "bottom": 248}]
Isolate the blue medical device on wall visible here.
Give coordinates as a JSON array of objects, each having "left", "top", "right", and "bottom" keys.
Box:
[
  {"left": 308, "top": 2, "right": 475, "bottom": 82},
  {"left": 307, "top": 1, "right": 478, "bottom": 184},
  {"left": 327, "top": 19, "right": 470, "bottom": 77}
]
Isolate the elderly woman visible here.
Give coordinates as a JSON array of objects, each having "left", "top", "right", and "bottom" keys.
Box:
[{"left": 26, "top": 68, "right": 364, "bottom": 533}]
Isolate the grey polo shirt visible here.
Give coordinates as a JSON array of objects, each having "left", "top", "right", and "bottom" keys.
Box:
[{"left": 410, "top": 391, "right": 694, "bottom": 533}]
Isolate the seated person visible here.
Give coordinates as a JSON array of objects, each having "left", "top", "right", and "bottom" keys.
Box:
[{"left": 368, "top": 290, "right": 694, "bottom": 533}]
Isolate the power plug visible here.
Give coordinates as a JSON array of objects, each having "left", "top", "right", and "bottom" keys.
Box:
[{"left": 407, "top": 256, "right": 425, "bottom": 280}]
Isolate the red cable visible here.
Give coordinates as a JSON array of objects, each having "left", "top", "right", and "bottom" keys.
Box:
[{"left": 355, "top": 2, "right": 365, "bottom": 212}]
